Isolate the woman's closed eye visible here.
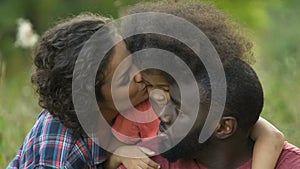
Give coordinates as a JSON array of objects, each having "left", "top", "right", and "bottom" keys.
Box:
[{"left": 120, "top": 73, "right": 130, "bottom": 86}]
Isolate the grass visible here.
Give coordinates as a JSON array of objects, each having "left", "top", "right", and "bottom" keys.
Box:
[
  {"left": 256, "top": 60, "right": 300, "bottom": 147},
  {"left": 0, "top": 58, "right": 41, "bottom": 167}
]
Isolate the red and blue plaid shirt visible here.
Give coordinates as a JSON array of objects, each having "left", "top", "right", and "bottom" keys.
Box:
[{"left": 8, "top": 110, "right": 107, "bottom": 169}]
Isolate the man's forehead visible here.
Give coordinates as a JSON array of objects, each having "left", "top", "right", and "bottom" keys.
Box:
[
  {"left": 169, "top": 82, "right": 180, "bottom": 100},
  {"left": 170, "top": 81, "right": 201, "bottom": 103}
]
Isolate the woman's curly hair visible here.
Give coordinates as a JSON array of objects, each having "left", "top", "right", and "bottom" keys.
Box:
[
  {"left": 31, "top": 13, "right": 112, "bottom": 133},
  {"left": 125, "top": 0, "right": 254, "bottom": 71}
]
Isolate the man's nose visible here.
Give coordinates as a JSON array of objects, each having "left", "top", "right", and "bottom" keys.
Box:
[
  {"left": 159, "top": 103, "right": 176, "bottom": 125},
  {"left": 159, "top": 106, "right": 173, "bottom": 125}
]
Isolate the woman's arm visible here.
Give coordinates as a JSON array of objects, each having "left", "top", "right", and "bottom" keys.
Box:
[{"left": 251, "top": 117, "right": 285, "bottom": 169}]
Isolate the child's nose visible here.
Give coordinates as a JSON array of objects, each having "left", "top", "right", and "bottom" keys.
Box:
[{"left": 149, "top": 89, "right": 168, "bottom": 115}]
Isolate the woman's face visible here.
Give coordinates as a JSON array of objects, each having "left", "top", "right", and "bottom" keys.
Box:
[{"left": 99, "top": 41, "right": 148, "bottom": 115}]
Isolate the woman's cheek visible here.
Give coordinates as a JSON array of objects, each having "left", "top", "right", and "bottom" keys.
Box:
[{"left": 129, "top": 81, "right": 139, "bottom": 96}]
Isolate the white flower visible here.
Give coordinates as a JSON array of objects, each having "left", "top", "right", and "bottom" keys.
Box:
[{"left": 15, "top": 18, "right": 39, "bottom": 48}]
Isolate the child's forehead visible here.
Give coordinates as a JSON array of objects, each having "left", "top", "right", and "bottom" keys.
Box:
[
  {"left": 141, "top": 69, "right": 170, "bottom": 77},
  {"left": 141, "top": 69, "right": 176, "bottom": 84},
  {"left": 142, "top": 70, "right": 168, "bottom": 79},
  {"left": 141, "top": 69, "right": 164, "bottom": 74}
]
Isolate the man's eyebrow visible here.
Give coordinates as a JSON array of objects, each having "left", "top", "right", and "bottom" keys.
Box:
[{"left": 170, "top": 95, "right": 180, "bottom": 106}]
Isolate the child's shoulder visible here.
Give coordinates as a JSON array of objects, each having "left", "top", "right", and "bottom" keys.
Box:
[{"left": 135, "top": 100, "right": 152, "bottom": 112}]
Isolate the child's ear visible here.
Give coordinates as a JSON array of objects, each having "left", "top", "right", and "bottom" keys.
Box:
[{"left": 214, "top": 117, "right": 237, "bottom": 139}]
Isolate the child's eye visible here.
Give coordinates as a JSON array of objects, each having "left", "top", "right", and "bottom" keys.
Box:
[
  {"left": 146, "top": 85, "right": 154, "bottom": 90},
  {"left": 162, "top": 87, "right": 169, "bottom": 92},
  {"left": 142, "top": 78, "right": 152, "bottom": 87}
]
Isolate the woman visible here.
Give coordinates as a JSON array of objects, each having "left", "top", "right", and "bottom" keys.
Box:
[{"left": 8, "top": 13, "right": 158, "bottom": 169}]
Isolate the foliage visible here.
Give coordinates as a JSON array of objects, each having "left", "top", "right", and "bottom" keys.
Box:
[{"left": 255, "top": 0, "right": 300, "bottom": 145}]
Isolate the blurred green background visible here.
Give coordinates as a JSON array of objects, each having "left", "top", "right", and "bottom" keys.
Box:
[{"left": 0, "top": 0, "right": 299, "bottom": 167}]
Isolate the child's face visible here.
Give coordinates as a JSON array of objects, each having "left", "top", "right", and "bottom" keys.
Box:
[{"left": 141, "top": 72, "right": 170, "bottom": 101}]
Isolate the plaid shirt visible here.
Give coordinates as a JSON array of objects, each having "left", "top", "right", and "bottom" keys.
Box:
[{"left": 8, "top": 110, "right": 107, "bottom": 169}]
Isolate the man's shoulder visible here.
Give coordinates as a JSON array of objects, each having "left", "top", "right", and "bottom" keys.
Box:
[{"left": 276, "top": 141, "right": 300, "bottom": 169}]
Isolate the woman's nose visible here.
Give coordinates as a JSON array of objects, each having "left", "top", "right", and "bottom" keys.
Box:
[
  {"left": 134, "top": 72, "right": 143, "bottom": 83},
  {"left": 131, "top": 64, "right": 144, "bottom": 83}
]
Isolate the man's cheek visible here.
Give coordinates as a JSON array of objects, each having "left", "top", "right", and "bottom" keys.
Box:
[{"left": 167, "top": 124, "right": 189, "bottom": 139}]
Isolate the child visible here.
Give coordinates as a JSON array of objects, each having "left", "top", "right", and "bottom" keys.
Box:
[
  {"left": 106, "top": 69, "right": 285, "bottom": 169},
  {"left": 111, "top": 69, "right": 169, "bottom": 145}
]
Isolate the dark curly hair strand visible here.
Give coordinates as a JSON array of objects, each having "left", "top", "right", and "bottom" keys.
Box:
[{"left": 31, "top": 13, "right": 113, "bottom": 133}]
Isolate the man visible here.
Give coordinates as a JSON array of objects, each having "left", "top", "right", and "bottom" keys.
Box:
[
  {"left": 124, "top": 1, "right": 300, "bottom": 168},
  {"left": 149, "top": 58, "right": 300, "bottom": 169}
]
